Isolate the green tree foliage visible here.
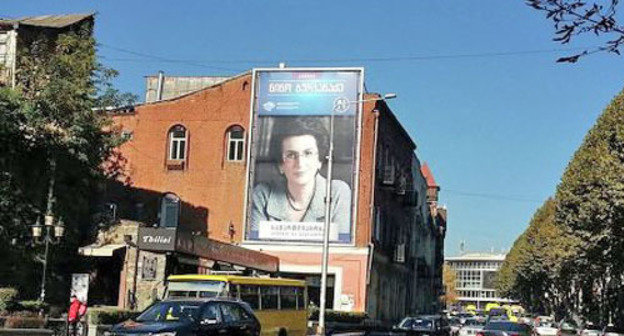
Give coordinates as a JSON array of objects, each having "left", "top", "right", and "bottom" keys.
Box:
[
  {"left": 0, "top": 21, "right": 134, "bottom": 303},
  {"left": 502, "top": 89, "right": 624, "bottom": 324},
  {"left": 555, "top": 89, "right": 624, "bottom": 323},
  {"left": 497, "top": 198, "right": 578, "bottom": 318}
]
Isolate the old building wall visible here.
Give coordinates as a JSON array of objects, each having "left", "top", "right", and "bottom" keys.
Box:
[{"left": 111, "top": 74, "right": 253, "bottom": 243}]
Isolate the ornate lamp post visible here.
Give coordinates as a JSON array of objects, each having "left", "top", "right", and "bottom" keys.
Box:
[{"left": 30, "top": 214, "right": 65, "bottom": 303}]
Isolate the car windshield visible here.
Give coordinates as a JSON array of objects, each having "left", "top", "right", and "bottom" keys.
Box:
[
  {"left": 539, "top": 322, "right": 557, "bottom": 328},
  {"left": 486, "top": 322, "right": 530, "bottom": 332},
  {"left": 401, "top": 318, "right": 434, "bottom": 329},
  {"left": 560, "top": 322, "right": 579, "bottom": 330},
  {"left": 135, "top": 301, "right": 202, "bottom": 322},
  {"left": 465, "top": 319, "right": 486, "bottom": 327},
  {"left": 450, "top": 318, "right": 462, "bottom": 326}
]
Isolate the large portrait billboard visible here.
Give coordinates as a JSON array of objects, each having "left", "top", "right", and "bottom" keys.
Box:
[{"left": 245, "top": 69, "right": 363, "bottom": 244}]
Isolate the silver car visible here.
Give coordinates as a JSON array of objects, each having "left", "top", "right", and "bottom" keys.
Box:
[{"left": 459, "top": 318, "right": 486, "bottom": 336}]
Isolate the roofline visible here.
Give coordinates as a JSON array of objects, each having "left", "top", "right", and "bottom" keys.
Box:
[
  {"left": 374, "top": 97, "right": 417, "bottom": 150},
  {"left": 0, "top": 12, "right": 95, "bottom": 29},
  {"left": 133, "top": 70, "right": 251, "bottom": 108}
]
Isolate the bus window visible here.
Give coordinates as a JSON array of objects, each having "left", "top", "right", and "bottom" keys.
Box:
[
  {"left": 281, "top": 286, "right": 297, "bottom": 309},
  {"left": 199, "top": 291, "right": 218, "bottom": 298},
  {"left": 261, "top": 286, "right": 279, "bottom": 310},
  {"left": 296, "top": 287, "right": 305, "bottom": 310},
  {"left": 240, "top": 285, "right": 259, "bottom": 309},
  {"left": 168, "top": 290, "right": 189, "bottom": 298},
  {"left": 230, "top": 283, "right": 240, "bottom": 300}
]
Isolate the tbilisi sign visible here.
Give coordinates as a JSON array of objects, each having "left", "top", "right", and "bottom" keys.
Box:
[
  {"left": 137, "top": 227, "right": 278, "bottom": 273},
  {"left": 137, "top": 227, "right": 176, "bottom": 251}
]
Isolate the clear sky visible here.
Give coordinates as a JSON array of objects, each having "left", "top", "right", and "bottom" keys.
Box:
[{"left": 4, "top": 1, "right": 623, "bottom": 256}]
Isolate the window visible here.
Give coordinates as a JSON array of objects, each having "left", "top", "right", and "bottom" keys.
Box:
[
  {"left": 160, "top": 193, "right": 180, "bottom": 228},
  {"left": 280, "top": 286, "right": 297, "bottom": 309},
  {"left": 200, "top": 303, "right": 221, "bottom": 322},
  {"left": 261, "top": 286, "right": 279, "bottom": 309},
  {"left": 168, "top": 125, "right": 187, "bottom": 160},
  {"left": 227, "top": 126, "right": 245, "bottom": 161},
  {"left": 240, "top": 285, "right": 259, "bottom": 309}
]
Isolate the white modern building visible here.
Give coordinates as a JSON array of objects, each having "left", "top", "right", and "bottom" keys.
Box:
[{"left": 445, "top": 252, "right": 516, "bottom": 309}]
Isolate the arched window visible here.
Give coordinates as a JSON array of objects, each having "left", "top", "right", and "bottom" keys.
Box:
[
  {"left": 160, "top": 193, "right": 180, "bottom": 228},
  {"left": 168, "top": 125, "right": 187, "bottom": 160},
  {"left": 226, "top": 125, "right": 245, "bottom": 162}
]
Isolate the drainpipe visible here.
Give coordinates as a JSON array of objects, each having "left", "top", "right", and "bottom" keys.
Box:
[{"left": 156, "top": 70, "right": 165, "bottom": 101}]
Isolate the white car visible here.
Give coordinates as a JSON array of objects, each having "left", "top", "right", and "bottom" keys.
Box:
[
  {"left": 603, "top": 324, "right": 624, "bottom": 336},
  {"left": 534, "top": 321, "right": 558, "bottom": 336},
  {"left": 459, "top": 318, "right": 486, "bottom": 336}
]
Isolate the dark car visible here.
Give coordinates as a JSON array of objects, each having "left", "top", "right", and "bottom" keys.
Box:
[
  {"left": 395, "top": 315, "right": 451, "bottom": 336},
  {"left": 108, "top": 299, "right": 261, "bottom": 336},
  {"left": 478, "top": 321, "right": 533, "bottom": 336}
]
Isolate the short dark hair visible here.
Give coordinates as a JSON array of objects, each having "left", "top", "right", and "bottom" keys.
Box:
[{"left": 269, "top": 117, "right": 329, "bottom": 162}]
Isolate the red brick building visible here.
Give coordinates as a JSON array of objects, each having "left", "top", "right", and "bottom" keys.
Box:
[{"left": 96, "top": 69, "right": 445, "bottom": 320}]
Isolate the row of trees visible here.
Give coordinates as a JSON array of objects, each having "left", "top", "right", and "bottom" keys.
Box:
[
  {"left": 0, "top": 21, "right": 133, "bottom": 304},
  {"left": 496, "top": 90, "right": 624, "bottom": 324}
]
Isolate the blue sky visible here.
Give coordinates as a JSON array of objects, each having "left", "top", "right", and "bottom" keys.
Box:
[{"left": 5, "top": 1, "right": 623, "bottom": 256}]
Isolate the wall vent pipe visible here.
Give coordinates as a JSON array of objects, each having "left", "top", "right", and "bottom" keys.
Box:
[{"left": 156, "top": 70, "right": 165, "bottom": 101}]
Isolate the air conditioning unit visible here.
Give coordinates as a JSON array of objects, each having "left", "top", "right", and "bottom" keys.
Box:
[
  {"left": 381, "top": 164, "right": 395, "bottom": 185},
  {"left": 395, "top": 243, "right": 405, "bottom": 263}
]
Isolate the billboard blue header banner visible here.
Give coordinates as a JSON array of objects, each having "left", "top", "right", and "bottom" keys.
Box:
[{"left": 256, "top": 70, "right": 361, "bottom": 116}]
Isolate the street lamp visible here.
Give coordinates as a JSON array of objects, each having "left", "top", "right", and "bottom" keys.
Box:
[
  {"left": 31, "top": 214, "right": 65, "bottom": 303},
  {"left": 317, "top": 92, "right": 396, "bottom": 336}
]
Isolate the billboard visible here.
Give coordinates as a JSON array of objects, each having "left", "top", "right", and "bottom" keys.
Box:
[{"left": 245, "top": 68, "right": 363, "bottom": 244}]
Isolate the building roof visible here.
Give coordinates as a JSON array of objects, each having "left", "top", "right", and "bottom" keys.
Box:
[
  {"left": 421, "top": 163, "right": 438, "bottom": 188},
  {"left": 0, "top": 13, "right": 94, "bottom": 29},
  {"left": 445, "top": 252, "right": 506, "bottom": 262}
]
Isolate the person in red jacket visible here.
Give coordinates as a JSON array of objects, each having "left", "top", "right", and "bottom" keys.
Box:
[{"left": 68, "top": 295, "right": 87, "bottom": 336}]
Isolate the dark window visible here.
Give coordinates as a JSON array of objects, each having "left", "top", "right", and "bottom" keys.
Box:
[
  {"left": 240, "top": 285, "right": 259, "bottom": 309},
  {"left": 280, "top": 287, "right": 297, "bottom": 309},
  {"left": 200, "top": 303, "right": 221, "bottom": 321},
  {"left": 261, "top": 286, "right": 278, "bottom": 309},
  {"left": 160, "top": 193, "right": 180, "bottom": 228},
  {"left": 220, "top": 303, "right": 249, "bottom": 323},
  {"left": 296, "top": 287, "right": 305, "bottom": 310}
]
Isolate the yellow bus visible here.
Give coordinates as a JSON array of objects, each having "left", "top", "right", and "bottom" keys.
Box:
[{"left": 165, "top": 274, "right": 307, "bottom": 336}]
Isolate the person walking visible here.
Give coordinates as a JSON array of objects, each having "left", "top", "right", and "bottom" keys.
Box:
[{"left": 68, "top": 295, "right": 87, "bottom": 336}]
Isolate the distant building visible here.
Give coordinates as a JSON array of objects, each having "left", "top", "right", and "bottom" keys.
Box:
[
  {"left": 0, "top": 13, "right": 94, "bottom": 88},
  {"left": 445, "top": 252, "right": 514, "bottom": 309}
]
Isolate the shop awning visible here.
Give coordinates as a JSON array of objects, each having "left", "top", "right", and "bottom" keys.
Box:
[{"left": 78, "top": 243, "right": 126, "bottom": 257}]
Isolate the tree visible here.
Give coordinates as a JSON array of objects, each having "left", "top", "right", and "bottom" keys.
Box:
[
  {"left": 497, "top": 198, "right": 578, "bottom": 318},
  {"left": 0, "top": 20, "right": 134, "bottom": 303},
  {"left": 441, "top": 264, "right": 458, "bottom": 308},
  {"left": 527, "top": 0, "right": 624, "bottom": 62},
  {"left": 555, "top": 88, "right": 624, "bottom": 324}
]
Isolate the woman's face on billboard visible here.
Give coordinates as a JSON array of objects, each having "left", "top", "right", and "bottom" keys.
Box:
[{"left": 280, "top": 134, "right": 322, "bottom": 186}]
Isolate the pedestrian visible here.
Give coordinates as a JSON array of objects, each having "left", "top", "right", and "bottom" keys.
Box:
[{"left": 68, "top": 295, "right": 87, "bottom": 336}]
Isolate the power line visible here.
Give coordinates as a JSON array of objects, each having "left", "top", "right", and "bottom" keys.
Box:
[
  {"left": 443, "top": 189, "right": 543, "bottom": 203},
  {"left": 98, "top": 43, "right": 596, "bottom": 66},
  {"left": 98, "top": 43, "right": 243, "bottom": 72}
]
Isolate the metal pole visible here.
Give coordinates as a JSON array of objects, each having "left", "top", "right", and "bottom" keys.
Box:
[
  {"left": 318, "top": 109, "right": 335, "bottom": 336},
  {"left": 40, "top": 226, "right": 50, "bottom": 303},
  {"left": 40, "top": 157, "right": 56, "bottom": 304}
]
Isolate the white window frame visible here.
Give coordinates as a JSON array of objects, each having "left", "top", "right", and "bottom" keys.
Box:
[
  {"left": 227, "top": 126, "right": 245, "bottom": 162},
  {"left": 168, "top": 125, "right": 187, "bottom": 160}
]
